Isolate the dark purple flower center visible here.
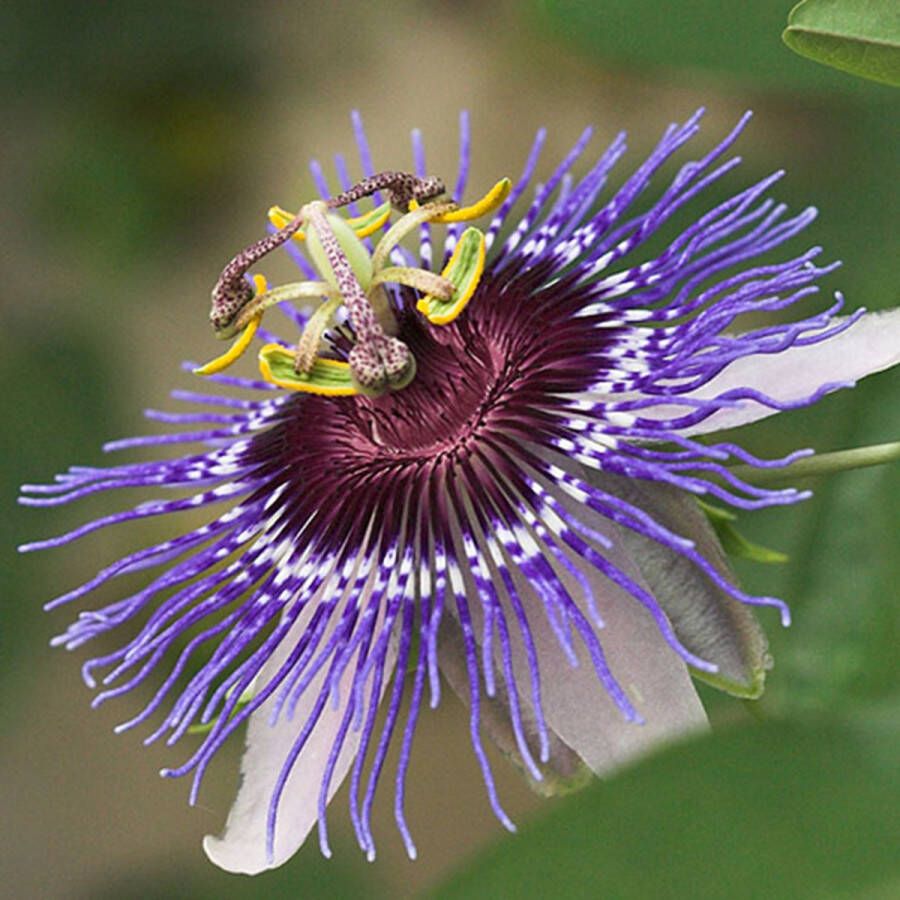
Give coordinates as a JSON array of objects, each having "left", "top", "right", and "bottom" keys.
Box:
[{"left": 261, "top": 269, "right": 619, "bottom": 483}]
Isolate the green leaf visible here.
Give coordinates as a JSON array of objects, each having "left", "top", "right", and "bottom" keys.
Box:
[
  {"left": 783, "top": 0, "right": 900, "bottom": 86},
  {"left": 715, "top": 519, "right": 790, "bottom": 564},
  {"left": 432, "top": 713, "right": 900, "bottom": 900},
  {"left": 767, "top": 378, "right": 900, "bottom": 712},
  {"left": 531, "top": 0, "right": 878, "bottom": 91}
]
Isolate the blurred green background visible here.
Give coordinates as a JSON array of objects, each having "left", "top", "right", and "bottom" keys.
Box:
[{"left": 2, "top": 2, "right": 898, "bottom": 898}]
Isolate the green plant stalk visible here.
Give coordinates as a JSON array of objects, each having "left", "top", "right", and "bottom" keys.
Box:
[{"left": 729, "top": 441, "right": 900, "bottom": 486}]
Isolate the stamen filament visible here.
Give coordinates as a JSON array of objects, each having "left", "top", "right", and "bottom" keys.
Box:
[
  {"left": 231, "top": 281, "right": 336, "bottom": 335},
  {"left": 371, "top": 203, "right": 457, "bottom": 272},
  {"left": 294, "top": 295, "right": 344, "bottom": 374},
  {"left": 371, "top": 266, "right": 454, "bottom": 299}
]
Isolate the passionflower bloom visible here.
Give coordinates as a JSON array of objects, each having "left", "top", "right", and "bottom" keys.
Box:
[{"left": 20, "top": 110, "right": 900, "bottom": 874}]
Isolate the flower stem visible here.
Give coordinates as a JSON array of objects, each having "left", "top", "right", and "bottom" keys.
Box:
[{"left": 730, "top": 441, "right": 900, "bottom": 485}]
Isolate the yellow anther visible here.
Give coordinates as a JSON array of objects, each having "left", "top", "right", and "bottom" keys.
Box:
[
  {"left": 268, "top": 202, "right": 392, "bottom": 245},
  {"left": 345, "top": 201, "right": 392, "bottom": 238},
  {"left": 410, "top": 178, "right": 511, "bottom": 223},
  {"left": 268, "top": 206, "right": 306, "bottom": 242},
  {"left": 251, "top": 273, "right": 269, "bottom": 294},
  {"left": 194, "top": 314, "right": 261, "bottom": 376}
]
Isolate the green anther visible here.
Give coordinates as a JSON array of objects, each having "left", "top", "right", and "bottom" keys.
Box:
[
  {"left": 259, "top": 343, "right": 357, "bottom": 396},
  {"left": 417, "top": 227, "right": 486, "bottom": 325},
  {"left": 371, "top": 266, "right": 454, "bottom": 299},
  {"left": 306, "top": 209, "right": 374, "bottom": 292}
]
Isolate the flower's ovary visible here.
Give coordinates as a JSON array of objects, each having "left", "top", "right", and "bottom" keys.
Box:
[{"left": 267, "top": 201, "right": 392, "bottom": 243}]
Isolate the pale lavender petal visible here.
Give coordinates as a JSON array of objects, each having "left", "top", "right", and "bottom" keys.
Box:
[
  {"left": 647, "top": 308, "right": 900, "bottom": 436},
  {"left": 532, "top": 548, "right": 708, "bottom": 776},
  {"left": 203, "top": 598, "right": 397, "bottom": 873}
]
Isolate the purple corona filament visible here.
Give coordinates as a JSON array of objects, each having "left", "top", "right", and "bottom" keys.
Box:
[{"left": 19, "top": 108, "right": 898, "bottom": 873}]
